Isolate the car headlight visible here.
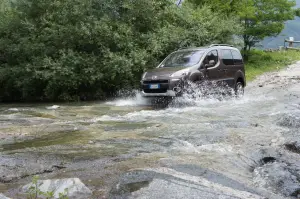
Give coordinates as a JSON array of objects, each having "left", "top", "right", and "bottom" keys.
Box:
[
  {"left": 170, "top": 70, "right": 189, "bottom": 78},
  {"left": 141, "top": 72, "right": 147, "bottom": 80}
]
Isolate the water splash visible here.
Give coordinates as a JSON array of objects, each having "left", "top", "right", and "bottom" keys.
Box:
[{"left": 105, "top": 90, "right": 149, "bottom": 107}]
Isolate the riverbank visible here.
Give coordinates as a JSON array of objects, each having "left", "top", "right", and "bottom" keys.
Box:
[{"left": 245, "top": 49, "right": 300, "bottom": 81}]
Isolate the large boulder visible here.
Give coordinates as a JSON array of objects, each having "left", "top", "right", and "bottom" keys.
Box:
[{"left": 22, "top": 178, "right": 92, "bottom": 199}]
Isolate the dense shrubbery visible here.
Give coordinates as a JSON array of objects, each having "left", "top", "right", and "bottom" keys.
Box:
[{"left": 0, "top": 0, "right": 240, "bottom": 102}]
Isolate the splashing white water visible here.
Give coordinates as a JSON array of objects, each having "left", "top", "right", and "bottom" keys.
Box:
[
  {"left": 105, "top": 82, "right": 275, "bottom": 109},
  {"left": 94, "top": 89, "right": 276, "bottom": 124},
  {"left": 105, "top": 90, "right": 148, "bottom": 107}
]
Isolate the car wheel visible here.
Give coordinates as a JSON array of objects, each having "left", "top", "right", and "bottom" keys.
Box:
[{"left": 235, "top": 81, "right": 244, "bottom": 98}]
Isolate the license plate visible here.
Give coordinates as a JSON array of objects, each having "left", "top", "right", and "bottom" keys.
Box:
[{"left": 149, "top": 84, "right": 160, "bottom": 89}]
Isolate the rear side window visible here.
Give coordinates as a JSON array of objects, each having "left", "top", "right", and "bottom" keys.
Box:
[
  {"left": 231, "top": 50, "right": 243, "bottom": 65},
  {"left": 221, "top": 50, "right": 234, "bottom": 65}
]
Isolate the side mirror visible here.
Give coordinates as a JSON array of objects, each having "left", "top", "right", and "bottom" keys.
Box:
[
  {"left": 209, "top": 60, "right": 215, "bottom": 65},
  {"left": 205, "top": 60, "right": 215, "bottom": 69}
]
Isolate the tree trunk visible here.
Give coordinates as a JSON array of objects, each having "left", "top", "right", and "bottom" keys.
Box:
[{"left": 243, "top": 34, "right": 249, "bottom": 61}]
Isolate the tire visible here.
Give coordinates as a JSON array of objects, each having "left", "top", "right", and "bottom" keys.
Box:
[{"left": 234, "top": 81, "right": 244, "bottom": 98}]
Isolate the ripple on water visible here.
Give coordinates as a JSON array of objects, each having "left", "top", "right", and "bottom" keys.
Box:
[{"left": 171, "top": 140, "right": 234, "bottom": 154}]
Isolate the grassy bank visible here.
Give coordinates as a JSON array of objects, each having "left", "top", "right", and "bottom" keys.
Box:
[{"left": 245, "top": 49, "right": 300, "bottom": 81}]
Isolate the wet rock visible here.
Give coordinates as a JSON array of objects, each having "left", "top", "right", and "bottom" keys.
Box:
[
  {"left": 0, "top": 194, "right": 11, "bottom": 199},
  {"left": 169, "top": 164, "right": 258, "bottom": 194},
  {"left": 0, "top": 155, "right": 65, "bottom": 183},
  {"left": 259, "top": 84, "right": 264, "bottom": 87},
  {"left": 110, "top": 168, "right": 263, "bottom": 199},
  {"left": 46, "top": 105, "right": 60, "bottom": 110},
  {"left": 285, "top": 141, "right": 300, "bottom": 154},
  {"left": 22, "top": 178, "right": 92, "bottom": 199},
  {"left": 260, "top": 157, "right": 277, "bottom": 165},
  {"left": 253, "top": 162, "right": 300, "bottom": 197}
]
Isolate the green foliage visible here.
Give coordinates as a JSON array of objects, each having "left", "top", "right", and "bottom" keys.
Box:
[
  {"left": 26, "top": 175, "right": 69, "bottom": 199},
  {"left": 245, "top": 49, "right": 300, "bottom": 80},
  {"left": 188, "top": 0, "right": 244, "bottom": 15},
  {"left": 188, "top": 0, "right": 298, "bottom": 54},
  {"left": 242, "top": 0, "right": 296, "bottom": 53},
  {"left": 0, "top": 0, "right": 11, "bottom": 12},
  {"left": 0, "top": 0, "right": 240, "bottom": 102}
]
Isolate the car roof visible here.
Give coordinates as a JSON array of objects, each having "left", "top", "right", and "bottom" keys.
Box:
[{"left": 175, "top": 45, "right": 239, "bottom": 53}]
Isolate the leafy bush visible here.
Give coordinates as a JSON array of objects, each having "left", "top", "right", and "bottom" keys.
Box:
[{"left": 0, "top": 0, "right": 240, "bottom": 102}]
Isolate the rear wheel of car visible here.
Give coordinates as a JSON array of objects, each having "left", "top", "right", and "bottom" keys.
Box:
[{"left": 235, "top": 81, "right": 244, "bottom": 98}]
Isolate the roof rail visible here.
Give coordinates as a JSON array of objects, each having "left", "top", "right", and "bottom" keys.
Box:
[{"left": 209, "top": 44, "right": 234, "bottom": 47}]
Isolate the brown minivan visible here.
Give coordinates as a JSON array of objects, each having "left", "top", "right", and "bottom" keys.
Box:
[{"left": 140, "top": 44, "right": 246, "bottom": 98}]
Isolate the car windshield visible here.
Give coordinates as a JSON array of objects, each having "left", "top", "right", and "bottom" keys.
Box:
[{"left": 160, "top": 50, "right": 204, "bottom": 68}]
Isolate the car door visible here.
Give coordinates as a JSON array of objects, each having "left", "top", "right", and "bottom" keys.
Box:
[
  {"left": 220, "top": 49, "right": 235, "bottom": 87},
  {"left": 201, "top": 50, "right": 222, "bottom": 82}
]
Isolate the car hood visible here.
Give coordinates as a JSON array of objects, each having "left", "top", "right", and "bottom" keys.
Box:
[{"left": 144, "top": 66, "right": 188, "bottom": 79}]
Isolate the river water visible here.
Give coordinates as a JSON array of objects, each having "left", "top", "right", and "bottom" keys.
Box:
[{"left": 1, "top": 62, "right": 300, "bottom": 199}]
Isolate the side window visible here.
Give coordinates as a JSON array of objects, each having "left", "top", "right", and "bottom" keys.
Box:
[
  {"left": 204, "top": 50, "right": 218, "bottom": 67},
  {"left": 231, "top": 50, "right": 243, "bottom": 65},
  {"left": 221, "top": 49, "right": 234, "bottom": 65}
]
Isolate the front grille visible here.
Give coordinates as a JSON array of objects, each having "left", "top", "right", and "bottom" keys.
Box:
[
  {"left": 143, "top": 80, "right": 169, "bottom": 84},
  {"left": 143, "top": 89, "right": 168, "bottom": 93}
]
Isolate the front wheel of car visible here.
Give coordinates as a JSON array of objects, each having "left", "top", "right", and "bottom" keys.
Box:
[{"left": 235, "top": 81, "right": 244, "bottom": 98}]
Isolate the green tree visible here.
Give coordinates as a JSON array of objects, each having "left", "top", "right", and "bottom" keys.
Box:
[
  {"left": 241, "top": 0, "right": 296, "bottom": 54},
  {"left": 188, "top": 0, "right": 244, "bottom": 15},
  {"left": 188, "top": 0, "right": 298, "bottom": 57},
  {"left": 0, "top": 0, "right": 240, "bottom": 102}
]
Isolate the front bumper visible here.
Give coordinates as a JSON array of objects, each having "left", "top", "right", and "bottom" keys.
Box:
[
  {"left": 141, "top": 90, "right": 176, "bottom": 97},
  {"left": 140, "top": 78, "right": 181, "bottom": 97}
]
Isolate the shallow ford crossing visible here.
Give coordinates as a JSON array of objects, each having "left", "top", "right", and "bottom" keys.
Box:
[{"left": 1, "top": 62, "right": 300, "bottom": 198}]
